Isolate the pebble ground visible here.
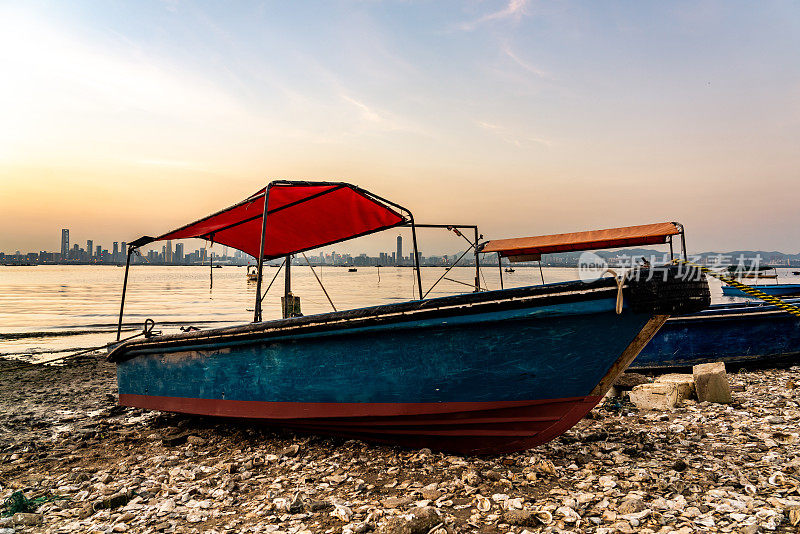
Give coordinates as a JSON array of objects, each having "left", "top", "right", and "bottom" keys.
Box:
[{"left": 0, "top": 356, "right": 799, "bottom": 533}]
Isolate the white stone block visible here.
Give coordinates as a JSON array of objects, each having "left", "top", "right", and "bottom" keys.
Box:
[
  {"left": 655, "top": 373, "right": 695, "bottom": 402},
  {"left": 693, "top": 362, "right": 732, "bottom": 404},
  {"left": 629, "top": 383, "right": 680, "bottom": 410}
]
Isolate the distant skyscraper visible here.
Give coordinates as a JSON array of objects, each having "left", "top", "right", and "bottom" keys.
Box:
[
  {"left": 86, "top": 240, "right": 93, "bottom": 258},
  {"left": 112, "top": 242, "right": 119, "bottom": 262},
  {"left": 61, "top": 229, "right": 69, "bottom": 258},
  {"left": 121, "top": 242, "right": 127, "bottom": 255},
  {"left": 96, "top": 245, "right": 102, "bottom": 259},
  {"left": 165, "top": 240, "right": 173, "bottom": 263},
  {"left": 396, "top": 235, "right": 402, "bottom": 266},
  {"left": 174, "top": 243, "right": 184, "bottom": 264}
]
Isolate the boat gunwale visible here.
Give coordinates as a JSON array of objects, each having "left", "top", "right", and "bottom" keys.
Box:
[
  {"left": 109, "top": 277, "right": 625, "bottom": 362},
  {"left": 667, "top": 308, "right": 800, "bottom": 322},
  {"left": 632, "top": 350, "right": 800, "bottom": 373}
]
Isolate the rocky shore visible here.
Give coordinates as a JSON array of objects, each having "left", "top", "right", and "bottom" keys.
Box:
[{"left": 1, "top": 356, "right": 799, "bottom": 533}]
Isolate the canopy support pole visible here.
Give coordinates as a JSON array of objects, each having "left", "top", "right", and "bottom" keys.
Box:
[
  {"left": 473, "top": 227, "right": 480, "bottom": 292},
  {"left": 283, "top": 255, "right": 292, "bottom": 318},
  {"left": 253, "top": 184, "right": 272, "bottom": 322},
  {"left": 302, "top": 252, "right": 336, "bottom": 312},
  {"left": 680, "top": 228, "right": 687, "bottom": 259},
  {"left": 116, "top": 246, "right": 133, "bottom": 341},
  {"left": 409, "top": 216, "right": 423, "bottom": 300},
  {"left": 444, "top": 276, "right": 486, "bottom": 291},
  {"left": 423, "top": 245, "right": 473, "bottom": 299},
  {"left": 539, "top": 260, "right": 545, "bottom": 285},
  {"left": 260, "top": 258, "right": 285, "bottom": 304},
  {"left": 498, "top": 253, "right": 504, "bottom": 290}
]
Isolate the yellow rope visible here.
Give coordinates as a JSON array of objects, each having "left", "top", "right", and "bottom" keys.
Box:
[{"left": 675, "top": 259, "right": 800, "bottom": 318}]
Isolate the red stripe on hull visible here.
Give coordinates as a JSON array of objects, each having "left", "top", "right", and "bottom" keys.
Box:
[{"left": 119, "top": 394, "right": 602, "bottom": 454}]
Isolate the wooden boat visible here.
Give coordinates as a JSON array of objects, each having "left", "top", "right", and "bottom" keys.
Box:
[
  {"left": 110, "top": 184, "right": 708, "bottom": 454},
  {"left": 504, "top": 268, "right": 515, "bottom": 273},
  {"left": 632, "top": 298, "right": 800, "bottom": 371},
  {"left": 736, "top": 272, "right": 777, "bottom": 279},
  {"left": 720, "top": 266, "right": 800, "bottom": 297},
  {"left": 246, "top": 265, "right": 258, "bottom": 281},
  {"left": 348, "top": 267, "right": 358, "bottom": 272}
]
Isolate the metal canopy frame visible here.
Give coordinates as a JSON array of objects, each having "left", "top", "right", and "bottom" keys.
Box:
[
  {"left": 400, "top": 223, "right": 483, "bottom": 297},
  {"left": 252, "top": 180, "right": 422, "bottom": 322},
  {"left": 116, "top": 180, "right": 423, "bottom": 336},
  {"left": 482, "top": 221, "right": 688, "bottom": 289}
]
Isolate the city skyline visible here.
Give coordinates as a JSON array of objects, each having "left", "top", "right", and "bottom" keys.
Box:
[
  {"left": 2, "top": 228, "right": 456, "bottom": 266},
  {"left": 4, "top": 226, "right": 800, "bottom": 267},
  {"left": 2, "top": 2, "right": 800, "bottom": 253}
]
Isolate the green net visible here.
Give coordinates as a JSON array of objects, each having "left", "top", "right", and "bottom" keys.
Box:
[{"left": 2, "top": 491, "right": 69, "bottom": 517}]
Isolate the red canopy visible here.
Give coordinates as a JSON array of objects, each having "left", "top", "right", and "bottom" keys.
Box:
[
  {"left": 140, "top": 181, "right": 407, "bottom": 259},
  {"left": 482, "top": 222, "right": 682, "bottom": 258}
]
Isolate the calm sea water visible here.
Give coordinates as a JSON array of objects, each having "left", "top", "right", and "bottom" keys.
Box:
[{"left": 0, "top": 265, "right": 794, "bottom": 361}]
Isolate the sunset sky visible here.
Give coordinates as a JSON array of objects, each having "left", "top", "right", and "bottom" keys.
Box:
[{"left": 1, "top": 1, "right": 799, "bottom": 256}]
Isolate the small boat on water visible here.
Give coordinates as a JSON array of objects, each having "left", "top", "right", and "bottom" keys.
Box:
[
  {"left": 348, "top": 267, "right": 358, "bottom": 272},
  {"left": 246, "top": 265, "right": 258, "bottom": 281},
  {"left": 726, "top": 265, "right": 777, "bottom": 279},
  {"left": 504, "top": 267, "right": 515, "bottom": 273},
  {"left": 721, "top": 284, "right": 800, "bottom": 298},
  {"left": 735, "top": 272, "right": 777, "bottom": 279},
  {"left": 109, "top": 184, "right": 708, "bottom": 453},
  {"left": 632, "top": 298, "right": 800, "bottom": 371},
  {"left": 720, "top": 266, "right": 800, "bottom": 297}
]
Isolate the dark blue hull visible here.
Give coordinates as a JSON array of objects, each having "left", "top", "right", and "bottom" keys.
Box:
[
  {"left": 632, "top": 298, "right": 800, "bottom": 370},
  {"left": 110, "top": 280, "right": 667, "bottom": 453}
]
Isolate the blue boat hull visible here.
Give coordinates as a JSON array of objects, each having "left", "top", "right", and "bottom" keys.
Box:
[
  {"left": 632, "top": 299, "right": 800, "bottom": 371},
  {"left": 110, "top": 280, "right": 668, "bottom": 453}
]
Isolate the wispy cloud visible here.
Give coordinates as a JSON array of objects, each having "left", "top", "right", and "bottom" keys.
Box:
[
  {"left": 0, "top": 11, "right": 243, "bottom": 121},
  {"left": 476, "top": 121, "right": 503, "bottom": 132},
  {"left": 0, "top": 8, "right": 248, "bottom": 164},
  {"left": 340, "top": 94, "right": 424, "bottom": 135},
  {"left": 476, "top": 120, "right": 552, "bottom": 147},
  {"left": 501, "top": 42, "right": 550, "bottom": 79},
  {"left": 341, "top": 95, "right": 385, "bottom": 125},
  {"left": 135, "top": 158, "right": 205, "bottom": 170},
  {"left": 457, "top": 0, "right": 530, "bottom": 32},
  {"left": 160, "top": 0, "right": 180, "bottom": 14}
]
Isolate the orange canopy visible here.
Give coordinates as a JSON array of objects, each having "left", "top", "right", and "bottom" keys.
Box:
[{"left": 482, "top": 222, "right": 682, "bottom": 258}]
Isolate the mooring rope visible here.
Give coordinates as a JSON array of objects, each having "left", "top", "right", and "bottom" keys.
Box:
[
  {"left": 675, "top": 259, "right": 800, "bottom": 318},
  {"left": 604, "top": 269, "right": 625, "bottom": 315},
  {"left": 0, "top": 321, "right": 156, "bottom": 372}
]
